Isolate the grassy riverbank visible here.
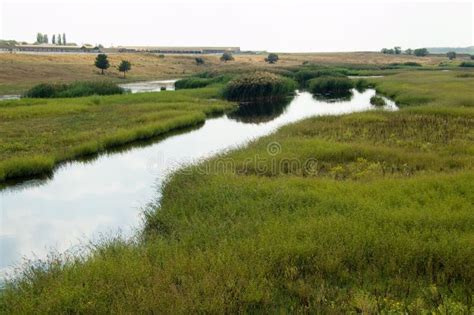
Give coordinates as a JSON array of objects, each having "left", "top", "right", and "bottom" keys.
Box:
[
  {"left": 0, "top": 52, "right": 449, "bottom": 95},
  {"left": 0, "top": 87, "right": 233, "bottom": 182},
  {"left": 1, "top": 70, "right": 473, "bottom": 313}
]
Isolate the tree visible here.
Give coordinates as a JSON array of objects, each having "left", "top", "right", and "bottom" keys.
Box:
[
  {"left": 381, "top": 48, "right": 388, "bottom": 54},
  {"left": 57, "top": 34, "right": 62, "bottom": 45},
  {"left": 265, "top": 53, "right": 279, "bottom": 64},
  {"left": 43, "top": 34, "right": 49, "bottom": 44},
  {"left": 471, "top": 55, "right": 474, "bottom": 60},
  {"left": 36, "top": 33, "right": 44, "bottom": 44},
  {"left": 394, "top": 46, "right": 402, "bottom": 54},
  {"left": 52, "top": 34, "right": 56, "bottom": 44},
  {"left": 220, "top": 52, "right": 234, "bottom": 62},
  {"left": 95, "top": 54, "right": 110, "bottom": 74},
  {"left": 446, "top": 51, "right": 456, "bottom": 60},
  {"left": 62, "top": 33, "right": 66, "bottom": 45},
  {"left": 413, "top": 48, "right": 429, "bottom": 57},
  {"left": 118, "top": 60, "right": 131, "bottom": 78},
  {"left": 405, "top": 48, "right": 413, "bottom": 55},
  {"left": 195, "top": 57, "right": 205, "bottom": 65}
]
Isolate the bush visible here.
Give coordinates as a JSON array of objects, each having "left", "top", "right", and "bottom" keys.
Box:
[
  {"left": 370, "top": 95, "right": 386, "bottom": 106},
  {"left": 308, "top": 76, "right": 353, "bottom": 96},
  {"left": 195, "top": 57, "right": 205, "bottom": 65},
  {"left": 222, "top": 72, "right": 297, "bottom": 101},
  {"left": 471, "top": 55, "right": 474, "bottom": 60},
  {"left": 294, "top": 69, "right": 346, "bottom": 87},
  {"left": 24, "top": 81, "right": 124, "bottom": 98},
  {"left": 459, "top": 62, "right": 474, "bottom": 68},
  {"left": 354, "top": 79, "right": 371, "bottom": 92},
  {"left": 265, "top": 53, "right": 279, "bottom": 64},
  {"left": 414, "top": 48, "right": 429, "bottom": 57},
  {"left": 175, "top": 74, "right": 232, "bottom": 90}
]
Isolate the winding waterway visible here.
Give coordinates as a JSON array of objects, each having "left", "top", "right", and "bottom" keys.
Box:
[{"left": 0, "top": 86, "right": 396, "bottom": 279}]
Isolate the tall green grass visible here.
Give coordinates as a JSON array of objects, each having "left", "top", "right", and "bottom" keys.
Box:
[
  {"left": 308, "top": 76, "right": 353, "bottom": 96},
  {"left": 1, "top": 69, "right": 473, "bottom": 313},
  {"left": 0, "top": 87, "right": 233, "bottom": 181},
  {"left": 23, "top": 81, "right": 124, "bottom": 98},
  {"left": 175, "top": 73, "right": 233, "bottom": 89},
  {"left": 222, "top": 72, "right": 297, "bottom": 101}
]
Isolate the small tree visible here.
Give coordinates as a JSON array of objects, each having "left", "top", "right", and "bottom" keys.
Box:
[
  {"left": 62, "top": 33, "right": 66, "bottom": 45},
  {"left": 381, "top": 48, "right": 388, "bottom": 54},
  {"left": 57, "top": 34, "right": 62, "bottom": 45},
  {"left": 405, "top": 48, "right": 413, "bottom": 55},
  {"left": 471, "top": 55, "right": 474, "bottom": 60},
  {"left": 52, "top": 34, "right": 56, "bottom": 44},
  {"left": 36, "top": 33, "right": 44, "bottom": 44},
  {"left": 195, "top": 57, "right": 205, "bottom": 65},
  {"left": 43, "top": 34, "right": 49, "bottom": 44},
  {"left": 394, "top": 46, "right": 402, "bottom": 54},
  {"left": 265, "top": 53, "right": 279, "bottom": 64},
  {"left": 220, "top": 52, "right": 234, "bottom": 62},
  {"left": 118, "top": 60, "right": 131, "bottom": 78},
  {"left": 95, "top": 54, "right": 110, "bottom": 74},
  {"left": 414, "top": 48, "right": 429, "bottom": 57},
  {"left": 446, "top": 51, "right": 456, "bottom": 60}
]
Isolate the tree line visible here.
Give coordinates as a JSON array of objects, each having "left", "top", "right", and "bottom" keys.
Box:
[
  {"left": 381, "top": 46, "right": 429, "bottom": 57},
  {"left": 36, "top": 33, "right": 67, "bottom": 45}
]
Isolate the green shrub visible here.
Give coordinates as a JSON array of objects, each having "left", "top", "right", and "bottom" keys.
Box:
[
  {"left": 308, "top": 76, "right": 353, "bottom": 96},
  {"left": 294, "top": 69, "right": 345, "bottom": 87},
  {"left": 354, "top": 79, "right": 371, "bottom": 92},
  {"left": 459, "top": 62, "right": 474, "bottom": 68},
  {"left": 222, "top": 72, "right": 297, "bottom": 101},
  {"left": 24, "top": 81, "right": 124, "bottom": 98},
  {"left": 370, "top": 95, "right": 386, "bottom": 106},
  {"left": 175, "top": 74, "right": 232, "bottom": 89}
]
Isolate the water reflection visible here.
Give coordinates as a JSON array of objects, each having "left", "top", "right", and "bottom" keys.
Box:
[
  {"left": 119, "top": 80, "right": 177, "bottom": 93},
  {"left": 227, "top": 96, "right": 293, "bottom": 124},
  {"left": 0, "top": 89, "right": 397, "bottom": 279}
]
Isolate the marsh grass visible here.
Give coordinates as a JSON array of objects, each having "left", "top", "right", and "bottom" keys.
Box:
[
  {"left": 222, "top": 72, "right": 297, "bottom": 101},
  {"left": 1, "top": 69, "right": 473, "bottom": 313},
  {"left": 0, "top": 87, "right": 233, "bottom": 181},
  {"left": 308, "top": 76, "right": 353, "bottom": 96},
  {"left": 23, "top": 81, "right": 124, "bottom": 98}
]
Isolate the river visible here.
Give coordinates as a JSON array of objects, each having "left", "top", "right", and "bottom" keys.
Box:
[{"left": 0, "top": 85, "right": 396, "bottom": 279}]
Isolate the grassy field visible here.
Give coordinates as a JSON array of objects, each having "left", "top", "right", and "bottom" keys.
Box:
[
  {"left": 1, "top": 68, "right": 473, "bottom": 313},
  {"left": 0, "top": 52, "right": 451, "bottom": 94},
  {"left": 0, "top": 87, "right": 233, "bottom": 182}
]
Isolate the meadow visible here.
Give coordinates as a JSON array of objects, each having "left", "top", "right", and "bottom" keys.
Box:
[
  {"left": 0, "top": 87, "right": 232, "bottom": 181},
  {"left": 0, "top": 52, "right": 451, "bottom": 94},
  {"left": 1, "top": 67, "right": 473, "bottom": 313}
]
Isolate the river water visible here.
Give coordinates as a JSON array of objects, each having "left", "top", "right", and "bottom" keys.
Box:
[{"left": 0, "top": 86, "right": 396, "bottom": 279}]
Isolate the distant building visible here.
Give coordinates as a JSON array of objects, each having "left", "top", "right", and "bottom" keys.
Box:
[
  {"left": 14, "top": 44, "right": 100, "bottom": 53},
  {"left": 114, "top": 46, "right": 240, "bottom": 54}
]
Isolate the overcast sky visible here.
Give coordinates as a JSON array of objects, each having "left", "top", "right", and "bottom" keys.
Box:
[{"left": 1, "top": 0, "right": 473, "bottom": 52}]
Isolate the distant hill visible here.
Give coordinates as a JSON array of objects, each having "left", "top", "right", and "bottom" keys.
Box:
[{"left": 427, "top": 46, "right": 474, "bottom": 54}]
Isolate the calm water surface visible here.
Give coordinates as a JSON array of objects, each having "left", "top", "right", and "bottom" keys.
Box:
[{"left": 0, "top": 88, "right": 396, "bottom": 279}]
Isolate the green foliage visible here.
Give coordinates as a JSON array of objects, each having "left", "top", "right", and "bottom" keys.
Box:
[
  {"left": 370, "top": 95, "right": 386, "bottom": 106},
  {"left": 1, "top": 70, "right": 473, "bottom": 313},
  {"left": 0, "top": 87, "right": 233, "bottom": 181},
  {"left": 222, "top": 71, "right": 297, "bottom": 101},
  {"left": 175, "top": 74, "right": 232, "bottom": 89},
  {"left": 405, "top": 48, "right": 413, "bottom": 55},
  {"left": 414, "top": 48, "right": 429, "bottom": 57},
  {"left": 446, "top": 51, "right": 456, "bottom": 60},
  {"left": 265, "top": 53, "right": 279, "bottom": 64},
  {"left": 471, "top": 55, "right": 474, "bottom": 60},
  {"left": 293, "top": 69, "right": 346, "bottom": 87},
  {"left": 459, "top": 62, "right": 474, "bottom": 68},
  {"left": 23, "top": 81, "right": 124, "bottom": 98},
  {"left": 308, "top": 76, "right": 353, "bottom": 96},
  {"left": 118, "top": 60, "right": 132, "bottom": 78},
  {"left": 220, "top": 52, "right": 234, "bottom": 62},
  {"left": 94, "top": 54, "right": 110, "bottom": 74}
]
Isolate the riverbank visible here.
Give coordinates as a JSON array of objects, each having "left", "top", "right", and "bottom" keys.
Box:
[
  {"left": 1, "top": 70, "right": 473, "bottom": 313},
  {"left": 0, "top": 87, "right": 233, "bottom": 182},
  {"left": 0, "top": 52, "right": 448, "bottom": 95}
]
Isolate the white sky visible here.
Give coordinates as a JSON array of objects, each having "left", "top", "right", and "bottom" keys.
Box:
[{"left": 1, "top": 0, "right": 473, "bottom": 52}]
